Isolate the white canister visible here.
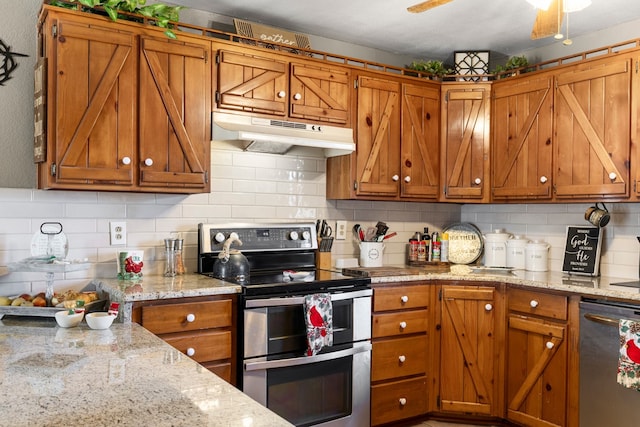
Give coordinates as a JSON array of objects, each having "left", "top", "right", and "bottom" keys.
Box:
[
  {"left": 506, "top": 235, "right": 529, "bottom": 270},
  {"left": 359, "top": 242, "right": 385, "bottom": 268},
  {"left": 483, "top": 229, "right": 512, "bottom": 267},
  {"left": 525, "top": 240, "right": 550, "bottom": 272}
]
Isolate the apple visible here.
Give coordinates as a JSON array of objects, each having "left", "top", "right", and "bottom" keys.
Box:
[
  {"left": 32, "top": 296, "right": 47, "bottom": 307},
  {"left": 19, "top": 293, "right": 32, "bottom": 302}
]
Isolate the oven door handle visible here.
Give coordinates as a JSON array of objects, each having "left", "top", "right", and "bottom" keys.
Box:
[
  {"left": 244, "top": 342, "right": 372, "bottom": 371},
  {"left": 244, "top": 288, "right": 372, "bottom": 308}
]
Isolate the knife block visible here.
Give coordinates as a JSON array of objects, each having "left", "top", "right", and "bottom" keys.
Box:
[{"left": 316, "top": 251, "right": 332, "bottom": 270}]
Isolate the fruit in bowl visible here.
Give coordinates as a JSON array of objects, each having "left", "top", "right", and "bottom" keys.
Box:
[
  {"left": 85, "top": 312, "right": 115, "bottom": 330},
  {"left": 55, "top": 310, "right": 84, "bottom": 328}
]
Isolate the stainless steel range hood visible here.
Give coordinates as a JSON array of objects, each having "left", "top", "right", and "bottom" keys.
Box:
[{"left": 211, "top": 111, "right": 355, "bottom": 157}]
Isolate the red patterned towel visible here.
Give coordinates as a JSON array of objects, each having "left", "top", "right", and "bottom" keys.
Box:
[
  {"left": 617, "top": 319, "right": 640, "bottom": 390},
  {"left": 304, "top": 293, "right": 333, "bottom": 356}
]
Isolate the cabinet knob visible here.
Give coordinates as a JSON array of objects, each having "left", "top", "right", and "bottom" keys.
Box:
[
  {"left": 399, "top": 321, "right": 407, "bottom": 329},
  {"left": 539, "top": 175, "right": 548, "bottom": 183},
  {"left": 144, "top": 158, "right": 154, "bottom": 166},
  {"left": 609, "top": 172, "right": 617, "bottom": 181},
  {"left": 392, "top": 175, "right": 400, "bottom": 182},
  {"left": 546, "top": 341, "right": 554, "bottom": 349},
  {"left": 186, "top": 347, "right": 195, "bottom": 357},
  {"left": 398, "top": 355, "right": 406, "bottom": 363},
  {"left": 277, "top": 90, "right": 286, "bottom": 98},
  {"left": 485, "top": 303, "right": 493, "bottom": 311},
  {"left": 121, "top": 157, "right": 131, "bottom": 165},
  {"left": 404, "top": 176, "right": 411, "bottom": 183},
  {"left": 530, "top": 300, "right": 539, "bottom": 308},
  {"left": 400, "top": 295, "right": 409, "bottom": 303},
  {"left": 399, "top": 397, "right": 407, "bottom": 406},
  {"left": 293, "top": 93, "right": 302, "bottom": 100},
  {"left": 186, "top": 313, "right": 196, "bottom": 323},
  {"left": 474, "top": 177, "right": 482, "bottom": 185}
]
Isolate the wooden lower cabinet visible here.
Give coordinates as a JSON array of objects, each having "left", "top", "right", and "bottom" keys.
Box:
[
  {"left": 132, "top": 295, "right": 237, "bottom": 385},
  {"left": 371, "top": 282, "right": 432, "bottom": 425}
]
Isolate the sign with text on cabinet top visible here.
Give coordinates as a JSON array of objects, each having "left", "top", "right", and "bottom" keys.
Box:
[
  {"left": 233, "top": 19, "right": 311, "bottom": 54},
  {"left": 562, "top": 226, "right": 603, "bottom": 277}
]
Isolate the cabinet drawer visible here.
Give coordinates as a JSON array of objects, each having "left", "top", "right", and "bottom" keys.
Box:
[
  {"left": 508, "top": 288, "right": 567, "bottom": 320},
  {"left": 371, "top": 376, "right": 428, "bottom": 426},
  {"left": 374, "top": 285, "right": 430, "bottom": 311},
  {"left": 141, "top": 299, "right": 232, "bottom": 334},
  {"left": 372, "top": 335, "right": 428, "bottom": 382},
  {"left": 373, "top": 309, "right": 428, "bottom": 338},
  {"left": 202, "top": 361, "right": 232, "bottom": 384},
  {"left": 163, "top": 330, "right": 231, "bottom": 363}
]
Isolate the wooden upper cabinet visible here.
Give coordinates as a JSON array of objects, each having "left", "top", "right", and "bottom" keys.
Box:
[
  {"left": 354, "top": 74, "right": 401, "bottom": 197},
  {"left": 216, "top": 48, "right": 351, "bottom": 126},
  {"left": 492, "top": 74, "right": 554, "bottom": 201},
  {"left": 401, "top": 83, "right": 440, "bottom": 199},
  {"left": 138, "top": 35, "right": 211, "bottom": 191},
  {"left": 42, "top": 17, "right": 137, "bottom": 188},
  {"left": 440, "top": 83, "right": 491, "bottom": 202},
  {"left": 553, "top": 55, "right": 632, "bottom": 199}
]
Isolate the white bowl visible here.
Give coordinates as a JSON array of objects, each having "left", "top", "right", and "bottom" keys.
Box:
[
  {"left": 55, "top": 310, "right": 84, "bottom": 328},
  {"left": 85, "top": 312, "right": 116, "bottom": 330}
]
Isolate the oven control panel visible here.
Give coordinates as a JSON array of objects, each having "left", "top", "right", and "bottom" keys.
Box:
[{"left": 199, "top": 223, "right": 318, "bottom": 253}]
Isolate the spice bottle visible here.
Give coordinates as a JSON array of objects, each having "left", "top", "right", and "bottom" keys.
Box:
[
  {"left": 164, "top": 238, "right": 176, "bottom": 277},
  {"left": 174, "top": 239, "right": 186, "bottom": 274},
  {"left": 431, "top": 231, "right": 441, "bottom": 262},
  {"left": 441, "top": 232, "right": 449, "bottom": 262},
  {"left": 421, "top": 228, "right": 431, "bottom": 262}
]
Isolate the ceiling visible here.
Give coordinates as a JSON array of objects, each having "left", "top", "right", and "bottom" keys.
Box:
[{"left": 170, "top": 0, "right": 640, "bottom": 62}]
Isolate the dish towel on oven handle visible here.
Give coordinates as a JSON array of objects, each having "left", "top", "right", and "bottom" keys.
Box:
[
  {"left": 304, "top": 293, "right": 333, "bottom": 356},
  {"left": 617, "top": 318, "right": 640, "bottom": 391}
]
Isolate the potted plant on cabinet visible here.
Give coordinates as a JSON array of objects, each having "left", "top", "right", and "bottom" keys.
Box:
[
  {"left": 492, "top": 55, "right": 531, "bottom": 79},
  {"left": 406, "top": 59, "right": 454, "bottom": 81},
  {"left": 50, "top": 0, "right": 183, "bottom": 38}
]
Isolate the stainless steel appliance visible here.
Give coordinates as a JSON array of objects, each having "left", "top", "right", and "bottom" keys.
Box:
[
  {"left": 580, "top": 299, "right": 640, "bottom": 426},
  {"left": 198, "top": 223, "right": 372, "bottom": 427}
]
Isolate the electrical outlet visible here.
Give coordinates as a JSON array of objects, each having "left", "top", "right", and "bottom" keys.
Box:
[
  {"left": 110, "top": 221, "right": 127, "bottom": 246},
  {"left": 335, "top": 220, "right": 347, "bottom": 240}
]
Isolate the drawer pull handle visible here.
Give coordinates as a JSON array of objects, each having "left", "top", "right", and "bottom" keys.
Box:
[
  {"left": 609, "top": 172, "right": 617, "bottom": 181},
  {"left": 546, "top": 341, "right": 554, "bottom": 349},
  {"left": 399, "top": 321, "right": 407, "bottom": 329},
  {"left": 398, "top": 355, "right": 406, "bottom": 363},
  {"left": 186, "top": 313, "right": 196, "bottom": 323},
  {"left": 404, "top": 175, "right": 411, "bottom": 183},
  {"left": 293, "top": 93, "right": 302, "bottom": 100},
  {"left": 399, "top": 397, "right": 407, "bottom": 406},
  {"left": 121, "top": 156, "right": 131, "bottom": 165},
  {"left": 485, "top": 303, "right": 493, "bottom": 311},
  {"left": 530, "top": 300, "right": 539, "bottom": 308},
  {"left": 144, "top": 158, "right": 154, "bottom": 166},
  {"left": 277, "top": 90, "right": 286, "bottom": 98},
  {"left": 392, "top": 174, "right": 400, "bottom": 182},
  {"left": 400, "top": 295, "right": 409, "bottom": 303},
  {"left": 474, "top": 177, "right": 482, "bottom": 185},
  {"left": 186, "top": 347, "right": 195, "bottom": 357}
]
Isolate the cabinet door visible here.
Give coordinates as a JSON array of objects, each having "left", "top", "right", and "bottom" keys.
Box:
[
  {"left": 48, "top": 18, "right": 136, "bottom": 187},
  {"left": 492, "top": 75, "right": 553, "bottom": 200},
  {"left": 355, "top": 75, "right": 401, "bottom": 196},
  {"left": 401, "top": 83, "right": 440, "bottom": 199},
  {"left": 216, "top": 49, "right": 287, "bottom": 116},
  {"left": 138, "top": 35, "right": 210, "bottom": 191},
  {"left": 441, "top": 84, "right": 491, "bottom": 202},
  {"left": 439, "top": 285, "right": 499, "bottom": 416},
  {"left": 554, "top": 56, "right": 631, "bottom": 198},
  {"left": 507, "top": 315, "right": 567, "bottom": 427},
  {"left": 289, "top": 62, "right": 350, "bottom": 125}
]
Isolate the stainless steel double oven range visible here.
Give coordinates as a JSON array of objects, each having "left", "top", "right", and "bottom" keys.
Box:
[{"left": 198, "top": 223, "right": 372, "bottom": 427}]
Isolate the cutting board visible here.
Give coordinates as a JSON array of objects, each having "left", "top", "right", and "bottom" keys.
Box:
[{"left": 341, "top": 266, "right": 424, "bottom": 277}]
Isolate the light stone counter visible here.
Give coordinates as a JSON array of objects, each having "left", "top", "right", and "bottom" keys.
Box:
[
  {"left": 368, "top": 267, "right": 640, "bottom": 303},
  {"left": 0, "top": 318, "right": 292, "bottom": 427}
]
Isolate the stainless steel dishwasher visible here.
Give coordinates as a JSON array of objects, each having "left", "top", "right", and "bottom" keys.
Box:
[{"left": 580, "top": 299, "right": 640, "bottom": 426}]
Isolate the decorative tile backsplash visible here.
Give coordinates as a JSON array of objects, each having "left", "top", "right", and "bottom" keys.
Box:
[{"left": 0, "top": 147, "right": 638, "bottom": 297}]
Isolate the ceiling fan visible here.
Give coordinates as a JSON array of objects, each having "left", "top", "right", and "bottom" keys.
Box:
[{"left": 406, "top": 0, "right": 576, "bottom": 40}]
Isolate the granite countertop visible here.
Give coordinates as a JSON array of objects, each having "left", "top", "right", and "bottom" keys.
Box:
[{"left": 0, "top": 318, "right": 292, "bottom": 427}]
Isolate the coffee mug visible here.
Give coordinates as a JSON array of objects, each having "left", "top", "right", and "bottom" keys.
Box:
[{"left": 585, "top": 202, "right": 610, "bottom": 227}]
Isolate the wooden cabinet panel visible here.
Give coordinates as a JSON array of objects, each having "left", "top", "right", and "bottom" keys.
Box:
[
  {"left": 554, "top": 56, "right": 631, "bottom": 199},
  {"left": 139, "top": 35, "right": 211, "bottom": 190},
  {"left": 372, "top": 335, "right": 428, "bottom": 382},
  {"left": 401, "top": 83, "right": 440, "bottom": 199},
  {"left": 441, "top": 83, "right": 491, "bottom": 202},
  {"left": 492, "top": 74, "right": 554, "bottom": 200},
  {"left": 373, "top": 284, "right": 430, "bottom": 311},
  {"left": 508, "top": 288, "right": 567, "bottom": 320},
  {"left": 371, "top": 376, "right": 428, "bottom": 426},
  {"left": 373, "top": 309, "right": 428, "bottom": 338},
  {"left": 163, "top": 330, "right": 232, "bottom": 363},
  {"left": 141, "top": 299, "right": 232, "bottom": 334}
]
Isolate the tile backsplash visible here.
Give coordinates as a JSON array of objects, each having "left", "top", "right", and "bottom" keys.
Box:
[{"left": 0, "top": 146, "right": 638, "bottom": 296}]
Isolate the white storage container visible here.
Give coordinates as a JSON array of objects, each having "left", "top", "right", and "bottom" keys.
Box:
[
  {"left": 483, "top": 229, "right": 512, "bottom": 268},
  {"left": 525, "top": 240, "right": 550, "bottom": 272},
  {"left": 506, "top": 235, "right": 529, "bottom": 270}
]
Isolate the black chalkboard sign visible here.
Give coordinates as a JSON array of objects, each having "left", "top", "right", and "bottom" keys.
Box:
[{"left": 562, "top": 226, "right": 603, "bottom": 276}]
